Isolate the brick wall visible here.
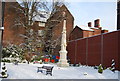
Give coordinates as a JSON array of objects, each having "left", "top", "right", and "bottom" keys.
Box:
[
  {"left": 67, "top": 30, "right": 120, "bottom": 70},
  {"left": 83, "top": 30, "right": 94, "bottom": 38},
  {"left": 3, "top": 2, "right": 25, "bottom": 45},
  {"left": 102, "top": 31, "right": 119, "bottom": 68},
  {"left": 92, "top": 28, "right": 102, "bottom": 35}
]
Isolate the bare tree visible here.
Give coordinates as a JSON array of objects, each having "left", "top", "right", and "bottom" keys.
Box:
[
  {"left": 13, "top": 0, "right": 48, "bottom": 28},
  {"left": 44, "top": 0, "right": 68, "bottom": 55},
  {"left": 9, "top": 0, "right": 67, "bottom": 56}
]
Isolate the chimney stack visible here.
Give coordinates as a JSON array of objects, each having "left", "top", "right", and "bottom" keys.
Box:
[
  {"left": 88, "top": 22, "right": 92, "bottom": 27},
  {"left": 101, "top": 30, "right": 108, "bottom": 33},
  {"left": 94, "top": 19, "right": 100, "bottom": 27}
]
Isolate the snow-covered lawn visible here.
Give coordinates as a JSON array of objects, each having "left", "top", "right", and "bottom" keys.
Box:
[{"left": 0, "top": 63, "right": 119, "bottom": 79}]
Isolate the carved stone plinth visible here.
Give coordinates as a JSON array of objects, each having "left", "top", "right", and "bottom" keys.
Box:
[{"left": 58, "top": 50, "right": 69, "bottom": 67}]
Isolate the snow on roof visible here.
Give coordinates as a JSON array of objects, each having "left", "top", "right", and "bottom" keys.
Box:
[
  {"left": 33, "top": 11, "right": 50, "bottom": 22},
  {"left": 90, "top": 27, "right": 100, "bottom": 29},
  {"left": 78, "top": 25, "right": 94, "bottom": 31}
]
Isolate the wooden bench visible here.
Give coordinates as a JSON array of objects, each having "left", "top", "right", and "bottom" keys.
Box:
[{"left": 37, "top": 66, "right": 54, "bottom": 76}]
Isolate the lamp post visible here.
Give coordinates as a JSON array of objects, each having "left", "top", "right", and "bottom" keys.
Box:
[{"left": 0, "top": 1, "right": 5, "bottom": 67}]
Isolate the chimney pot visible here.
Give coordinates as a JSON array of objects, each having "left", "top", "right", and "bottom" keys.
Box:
[
  {"left": 88, "top": 22, "right": 92, "bottom": 27},
  {"left": 94, "top": 19, "right": 100, "bottom": 27}
]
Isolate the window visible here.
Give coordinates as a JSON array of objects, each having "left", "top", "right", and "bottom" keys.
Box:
[
  {"left": 38, "top": 22, "right": 45, "bottom": 27},
  {"left": 38, "top": 30, "right": 43, "bottom": 36},
  {"left": 30, "top": 29, "right": 33, "bottom": 35}
]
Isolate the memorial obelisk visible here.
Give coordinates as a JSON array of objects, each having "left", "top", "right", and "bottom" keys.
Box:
[{"left": 58, "top": 12, "right": 69, "bottom": 67}]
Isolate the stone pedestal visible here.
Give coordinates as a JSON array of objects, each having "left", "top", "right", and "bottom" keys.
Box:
[{"left": 58, "top": 50, "right": 69, "bottom": 67}]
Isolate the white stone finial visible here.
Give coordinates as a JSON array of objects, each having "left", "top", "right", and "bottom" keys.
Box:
[{"left": 63, "top": 11, "right": 66, "bottom": 18}]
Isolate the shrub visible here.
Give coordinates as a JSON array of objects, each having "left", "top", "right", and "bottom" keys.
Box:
[
  {"left": 2, "top": 59, "right": 10, "bottom": 63},
  {"left": 98, "top": 64, "right": 103, "bottom": 74},
  {"left": 103, "top": 67, "right": 107, "bottom": 70}
]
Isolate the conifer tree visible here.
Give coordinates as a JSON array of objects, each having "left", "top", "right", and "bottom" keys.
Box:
[
  {"left": 1, "top": 63, "right": 8, "bottom": 78},
  {"left": 98, "top": 64, "right": 103, "bottom": 74}
]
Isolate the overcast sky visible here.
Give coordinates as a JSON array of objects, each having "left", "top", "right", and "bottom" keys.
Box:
[{"left": 67, "top": 2, "right": 117, "bottom": 32}]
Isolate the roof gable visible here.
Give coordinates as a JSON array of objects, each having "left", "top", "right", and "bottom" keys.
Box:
[
  {"left": 70, "top": 26, "right": 83, "bottom": 34},
  {"left": 60, "top": 5, "right": 74, "bottom": 19}
]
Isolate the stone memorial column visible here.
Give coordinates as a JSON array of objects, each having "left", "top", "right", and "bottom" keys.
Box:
[{"left": 58, "top": 12, "right": 69, "bottom": 67}]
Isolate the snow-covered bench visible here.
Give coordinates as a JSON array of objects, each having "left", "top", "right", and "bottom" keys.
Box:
[{"left": 37, "top": 66, "right": 54, "bottom": 76}]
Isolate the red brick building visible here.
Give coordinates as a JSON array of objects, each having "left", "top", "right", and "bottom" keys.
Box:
[
  {"left": 3, "top": 2, "right": 25, "bottom": 45},
  {"left": 69, "top": 19, "right": 108, "bottom": 41},
  {"left": 3, "top": 2, "right": 47, "bottom": 46},
  {"left": 45, "top": 5, "right": 74, "bottom": 55},
  {"left": 3, "top": 2, "right": 74, "bottom": 55},
  {"left": 50, "top": 5, "right": 74, "bottom": 41}
]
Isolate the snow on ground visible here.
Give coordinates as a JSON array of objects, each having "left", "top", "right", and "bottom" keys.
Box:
[{"left": 0, "top": 63, "right": 119, "bottom": 79}]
